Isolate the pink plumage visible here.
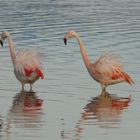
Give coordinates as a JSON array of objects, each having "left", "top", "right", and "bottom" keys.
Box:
[
  {"left": 0, "top": 32, "right": 44, "bottom": 92},
  {"left": 64, "top": 31, "right": 134, "bottom": 92},
  {"left": 92, "top": 53, "right": 134, "bottom": 85},
  {"left": 15, "top": 49, "right": 44, "bottom": 78}
]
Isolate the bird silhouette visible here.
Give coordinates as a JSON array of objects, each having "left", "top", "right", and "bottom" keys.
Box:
[
  {"left": 64, "top": 31, "right": 134, "bottom": 92},
  {"left": 0, "top": 31, "right": 44, "bottom": 92}
]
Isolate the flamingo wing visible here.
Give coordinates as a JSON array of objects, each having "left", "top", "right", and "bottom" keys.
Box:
[
  {"left": 14, "top": 49, "right": 44, "bottom": 79},
  {"left": 92, "top": 53, "right": 134, "bottom": 84}
]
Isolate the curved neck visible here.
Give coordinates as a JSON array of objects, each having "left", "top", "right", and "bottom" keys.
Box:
[
  {"left": 74, "top": 34, "right": 91, "bottom": 70},
  {"left": 7, "top": 36, "right": 16, "bottom": 65}
]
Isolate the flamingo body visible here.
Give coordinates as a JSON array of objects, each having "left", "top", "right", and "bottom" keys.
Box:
[
  {"left": 64, "top": 31, "right": 134, "bottom": 92},
  {"left": 0, "top": 31, "right": 44, "bottom": 92},
  {"left": 90, "top": 53, "right": 134, "bottom": 87},
  {"left": 14, "top": 49, "right": 44, "bottom": 86}
]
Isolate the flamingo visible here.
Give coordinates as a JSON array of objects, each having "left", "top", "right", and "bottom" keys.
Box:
[
  {"left": 0, "top": 31, "right": 44, "bottom": 93},
  {"left": 64, "top": 31, "right": 134, "bottom": 92}
]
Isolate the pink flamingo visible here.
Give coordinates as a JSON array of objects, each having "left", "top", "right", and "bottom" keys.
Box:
[
  {"left": 0, "top": 31, "right": 44, "bottom": 92},
  {"left": 64, "top": 31, "right": 134, "bottom": 92}
]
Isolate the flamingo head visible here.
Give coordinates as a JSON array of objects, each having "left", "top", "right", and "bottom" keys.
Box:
[
  {"left": 0, "top": 31, "right": 10, "bottom": 47},
  {"left": 63, "top": 31, "right": 77, "bottom": 45}
]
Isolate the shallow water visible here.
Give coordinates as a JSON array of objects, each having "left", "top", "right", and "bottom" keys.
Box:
[{"left": 0, "top": 0, "right": 140, "bottom": 140}]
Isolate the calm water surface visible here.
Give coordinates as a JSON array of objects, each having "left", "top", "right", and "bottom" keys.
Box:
[{"left": 0, "top": 0, "right": 140, "bottom": 140}]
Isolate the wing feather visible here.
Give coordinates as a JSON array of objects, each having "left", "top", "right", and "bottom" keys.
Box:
[
  {"left": 93, "top": 53, "right": 134, "bottom": 85},
  {"left": 93, "top": 53, "right": 123, "bottom": 77},
  {"left": 14, "top": 49, "right": 43, "bottom": 76}
]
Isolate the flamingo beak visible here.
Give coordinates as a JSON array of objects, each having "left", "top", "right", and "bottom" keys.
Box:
[
  {"left": 63, "top": 38, "right": 67, "bottom": 45},
  {"left": 0, "top": 40, "right": 3, "bottom": 47}
]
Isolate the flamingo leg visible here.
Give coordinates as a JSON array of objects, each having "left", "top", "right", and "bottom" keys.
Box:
[
  {"left": 29, "top": 84, "right": 34, "bottom": 93},
  {"left": 21, "top": 83, "right": 25, "bottom": 93},
  {"left": 101, "top": 84, "right": 106, "bottom": 95}
]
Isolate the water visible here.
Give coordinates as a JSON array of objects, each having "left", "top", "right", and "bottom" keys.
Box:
[{"left": 0, "top": 0, "right": 140, "bottom": 140}]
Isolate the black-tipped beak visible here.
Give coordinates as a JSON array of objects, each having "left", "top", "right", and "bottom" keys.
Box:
[
  {"left": 63, "top": 38, "right": 67, "bottom": 45},
  {"left": 0, "top": 40, "right": 3, "bottom": 47}
]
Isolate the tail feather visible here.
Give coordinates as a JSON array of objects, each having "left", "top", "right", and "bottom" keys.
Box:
[
  {"left": 35, "top": 67, "right": 44, "bottom": 79},
  {"left": 123, "top": 73, "right": 134, "bottom": 85},
  {"left": 112, "top": 71, "right": 134, "bottom": 85}
]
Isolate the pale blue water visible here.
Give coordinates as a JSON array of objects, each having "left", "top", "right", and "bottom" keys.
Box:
[{"left": 0, "top": 0, "right": 140, "bottom": 140}]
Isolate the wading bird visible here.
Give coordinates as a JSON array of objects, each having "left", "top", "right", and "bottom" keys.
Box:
[
  {"left": 64, "top": 31, "right": 134, "bottom": 92},
  {"left": 0, "top": 31, "right": 44, "bottom": 92}
]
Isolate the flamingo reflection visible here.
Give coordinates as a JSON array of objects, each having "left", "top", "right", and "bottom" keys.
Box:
[
  {"left": 11, "top": 92, "right": 43, "bottom": 112},
  {"left": 76, "top": 91, "right": 131, "bottom": 139},
  {"left": 6, "top": 92, "right": 43, "bottom": 131}
]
